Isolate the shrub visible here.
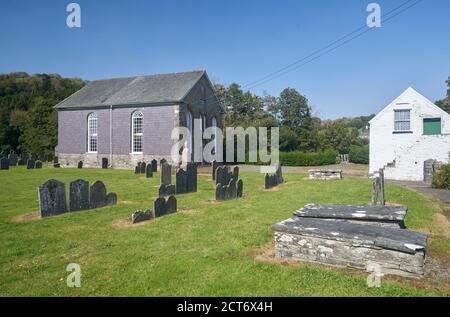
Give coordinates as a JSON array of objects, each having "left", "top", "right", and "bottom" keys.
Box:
[
  {"left": 280, "top": 150, "right": 338, "bottom": 166},
  {"left": 349, "top": 145, "right": 369, "bottom": 164},
  {"left": 432, "top": 164, "right": 450, "bottom": 189}
]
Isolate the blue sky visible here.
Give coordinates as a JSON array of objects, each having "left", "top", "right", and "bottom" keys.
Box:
[{"left": 0, "top": 0, "right": 449, "bottom": 118}]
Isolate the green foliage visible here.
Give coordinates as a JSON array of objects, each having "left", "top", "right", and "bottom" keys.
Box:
[
  {"left": 0, "top": 72, "right": 84, "bottom": 153},
  {"left": 280, "top": 150, "right": 338, "bottom": 166},
  {"left": 432, "top": 164, "right": 450, "bottom": 189},
  {"left": 317, "top": 120, "right": 366, "bottom": 154},
  {"left": 349, "top": 145, "right": 369, "bottom": 164},
  {"left": 436, "top": 76, "right": 450, "bottom": 114}
]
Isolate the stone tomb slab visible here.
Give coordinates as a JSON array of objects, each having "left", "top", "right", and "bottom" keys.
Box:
[
  {"left": 294, "top": 204, "right": 407, "bottom": 229},
  {"left": 273, "top": 217, "right": 427, "bottom": 278}
]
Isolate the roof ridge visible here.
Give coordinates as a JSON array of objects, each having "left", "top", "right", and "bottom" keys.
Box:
[{"left": 87, "top": 70, "right": 205, "bottom": 83}]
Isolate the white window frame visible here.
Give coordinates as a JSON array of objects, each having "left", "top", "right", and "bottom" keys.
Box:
[
  {"left": 131, "top": 111, "right": 144, "bottom": 154},
  {"left": 394, "top": 109, "right": 411, "bottom": 132},
  {"left": 186, "top": 110, "right": 193, "bottom": 154},
  {"left": 212, "top": 117, "right": 218, "bottom": 155},
  {"left": 87, "top": 112, "right": 98, "bottom": 153}
]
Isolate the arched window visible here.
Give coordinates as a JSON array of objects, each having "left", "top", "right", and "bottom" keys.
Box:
[
  {"left": 201, "top": 114, "right": 207, "bottom": 132},
  {"left": 186, "top": 110, "right": 193, "bottom": 153},
  {"left": 131, "top": 111, "right": 143, "bottom": 153},
  {"left": 212, "top": 117, "right": 218, "bottom": 155},
  {"left": 87, "top": 113, "right": 98, "bottom": 153}
]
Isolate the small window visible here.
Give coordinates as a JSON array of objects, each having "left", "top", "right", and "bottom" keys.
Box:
[
  {"left": 87, "top": 113, "right": 98, "bottom": 153},
  {"left": 186, "top": 110, "right": 193, "bottom": 153},
  {"left": 131, "top": 111, "right": 143, "bottom": 153},
  {"left": 394, "top": 110, "right": 411, "bottom": 132},
  {"left": 423, "top": 118, "right": 441, "bottom": 135}
]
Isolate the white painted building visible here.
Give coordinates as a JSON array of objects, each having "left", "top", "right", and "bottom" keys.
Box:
[{"left": 369, "top": 87, "right": 450, "bottom": 181}]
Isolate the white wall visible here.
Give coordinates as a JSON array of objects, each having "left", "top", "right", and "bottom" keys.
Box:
[{"left": 369, "top": 87, "right": 450, "bottom": 181}]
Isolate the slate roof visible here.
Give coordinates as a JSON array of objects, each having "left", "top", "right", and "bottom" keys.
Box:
[{"left": 55, "top": 70, "right": 207, "bottom": 109}]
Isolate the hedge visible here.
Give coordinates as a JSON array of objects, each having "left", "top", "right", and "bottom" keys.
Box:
[
  {"left": 279, "top": 150, "right": 338, "bottom": 166},
  {"left": 432, "top": 164, "right": 450, "bottom": 189},
  {"left": 349, "top": 145, "right": 369, "bottom": 164}
]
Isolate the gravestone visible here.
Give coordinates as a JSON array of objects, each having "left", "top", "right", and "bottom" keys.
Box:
[
  {"left": 69, "top": 179, "right": 90, "bottom": 212},
  {"left": 160, "top": 161, "right": 172, "bottom": 185},
  {"left": 78, "top": 161, "right": 83, "bottom": 169},
  {"left": 54, "top": 163, "right": 61, "bottom": 168},
  {"left": 159, "top": 184, "right": 176, "bottom": 197},
  {"left": 0, "top": 157, "right": 9, "bottom": 170},
  {"left": 166, "top": 195, "right": 177, "bottom": 214},
  {"left": 237, "top": 179, "right": 243, "bottom": 198},
  {"left": 26, "top": 159, "right": 35, "bottom": 169},
  {"left": 186, "top": 163, "right": 197, "bottom": 193},
  {"left": 35, "top": 160, "right": 42, "bottom": 169},
  {"left": 176, "top": 168, "right": 188, "bottom": 194},
  {"left": 154, "top": 197, "right": 166, "bottom": 217},
  {"left": 140, "top": 162, "right": 146, "bottom": 174},
  {"left": 106, "top": 192, "right": 117, "bottom": 206},
  {"left": 53, "top": 156, "right": 58, "bottom": 164},
  {"left": 215, "top": 166, "right": 236, "bottom": 185},
  {"left": 146, "top": 164, "right": 153, "bottom": 178},
  {"left": 154, "top": 196, "right": 177, "bottom": 217},
  {"left": 38, "top": 179, "right": 67, "bottom": 217},
  {"left": 8, "top": 153, "right": 18, "bottom": 166},
  {"left": 212, "top": 160, "right": 221, "bottom": 180},
  {"left": 151, "top": 159, "right": 158, "bottom": 172},
  {"left": 131, "top": 209, "right": 154, "bottom": 224},
  {"left": 90, "top": 181, "right": 107, "bottom": 209},
  {"left": 233, "top": 166, "right": 239, "bottom": 181},
  {"left": 134, "top": 165, "right": 140, "bottom": 174},
  {"left": 102, "top": 158, "right": 108, "bottom": 169},
  {"left": 265, "top": 162, "right": 284, "bottom": 189}
]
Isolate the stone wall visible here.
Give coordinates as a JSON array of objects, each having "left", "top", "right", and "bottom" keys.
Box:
[{"left": 58, "top": 153, "right": 174, "bottom": 169}]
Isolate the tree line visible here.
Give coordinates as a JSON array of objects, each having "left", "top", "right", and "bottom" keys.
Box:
[{"left": 1, "top": 72, "right": 449, "bottom": 159}]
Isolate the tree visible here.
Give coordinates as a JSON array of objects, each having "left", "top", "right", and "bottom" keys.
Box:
[{"left": 436, "top": 76, "right": 450, "bottom": 114}]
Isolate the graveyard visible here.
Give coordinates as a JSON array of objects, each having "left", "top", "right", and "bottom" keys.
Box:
[{"left": 0, "top": 165, "right": 450, "bottom": 296}]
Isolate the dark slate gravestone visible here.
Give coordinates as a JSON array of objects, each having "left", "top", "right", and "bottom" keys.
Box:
[
  {"left": 212, "top": 160, "right": 221, "bottom": 180},
  {"left": 0, "top": 157, "right": 9, "bottom": 170},
  {"left": 8, "top": 153, "right": 18, "bottom": 166},
  {"left": 106, "top": 192, "right": 117, "bottom": 206},
  {"left": 151, "top": 159, "right": 158, "bottom": 172},
  {"left": 134, "top": 165, "right": 140, "bottom": 174},
  {"left": 215, "top": 166, "right": 234, "bottom": 185},
  {"left": 176, "top": 168, "right": 188, "bottom": 194},
  {"left": 154, "top": 197, "right": 166, "bottom": 217},
  {"left": 264, "top": 163, "right": 284, "bottom": 189},
  {"left": 90, "top": 181, "right": 107, "bottom": 209},
  {"left": 146, "top": 164, "right": 153, "bottom": 178},
  {"left": 166, "top": 195, "right": 177, "bottom": 214},
  {"left": 53, "top": 156, "right": 58, "bottom": 164},
  {"left": 186, "top": 163, "right": 197, "bottom": 193},
  {"left": 35, "top": 160, "right": 42, "bottom": 169},
  {"left": 215, "top": 183, "right": 224, "bottom": 201},
  {"left": 78, "top": 161, "right": 83, "bottom": 169},
  {"left": 17, "top": 158, "right": 25, "bottom": 166},
  {"left": 159, "top": 184, "right": 176, "bottom": 198},
  {"left": 237, "top": 179, "right": 243, "bottom": 198},
  {"left": 160, "top": 162, "right": 172, "bottom": 186},
  {"left": 54, "top": 163, "right": 61, "bottom": 168},
  {"left": 102, "top": 158, "right": 108, "bottom": 169},
  {"left": 140, "top": 162, "right": 147, "bottom": 174},
  {"left": 131, "top": 209, "right": 154, "bottom": 224},
  {"left": 233, "top": 166, "right": 239, "bottom": 181},
  {"left": 69, "top": 179, "right": 90, "bottom": 212},
  {"left": 38, "top": 179, "right": 67, "bottom": 217},
  {"left": 26, "top": 159, "right": 35, "bottom": 169}
]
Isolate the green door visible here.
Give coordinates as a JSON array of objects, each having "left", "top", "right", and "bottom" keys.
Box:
[{"left": 423, "top": 118, "right": 441, "bottom": 135}]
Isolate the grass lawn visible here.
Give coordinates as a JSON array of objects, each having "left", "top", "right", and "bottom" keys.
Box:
[{"left": 0, "top": 166, "right": 449, "bottom": 296}]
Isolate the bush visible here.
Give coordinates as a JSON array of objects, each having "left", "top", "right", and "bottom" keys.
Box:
[
  {"left": 280, "top": 150, "right": 338, "bottom": 166},
  {"left": 349, "top": 145, "right": 369, "bottom": 164},
  {"left": 432, "top": 164, "right": 450, "bottom": 189}
]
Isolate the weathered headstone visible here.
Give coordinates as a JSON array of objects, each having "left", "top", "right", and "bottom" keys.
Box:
[
  {"left": 151, "top": 159, "right": 158, "bottom": 172},
  {"left": 90, "top": 181, "right": 107, "bottom": 209},
  {"left": 8, "top": 153, "right": 18, "bottom": 166},
  {"left": 134, "top": 165, "right": 140, "bottom": 174},
  {"left": 106, "top": 192, "right": 117, "bottom": 206},
  {"left": 146, "top": 164, "right": 153, "bottom": 178},
  {"left": 176, "top": 168, "right": 188, "bottom": 194},
  {"left": 233, "top": 166, "right": 239, "bottom": 181},
  {"left": 102, "top": 157, "right": 108, "bottom": 169},
  {"left": 186, "top": 162, "right": 197, "bottom": 193},
  {"left": 38, "top": 179, "right": 67, "bottom": 217},
  {"left": 166, "top": 195, "right": 177, "bottom": 214},
  {"left": 78, "top": 161, "right": 83, "bottom": 169},
  {"left": 0, "top": 157, "right": 9, "bottom": 170},
  {"left": 265, "top": 162, "right": 284, "bottom": 189},
  {"left": 131, "top": 209, "right": 154, "bottom": 224},
  {"left": 372, "top": 168, "right": 385, "bottom": 206},
  {"left": 35, "top": 160, "right": 42, "bottom": 169},
  {"left": 54, "top": 163, "right": 60, "bottom": 168},
  {"left": 69, "top": 179, "right": 90, "bottom": 212},
  {"left": 154, "top": 197, "right": 166, "bottom": 217},
  {"left": 237, "top": 179, "right": 243, "bottom": 198},
  {"left": 26, "top": 159, "right": 35, "bottom": 169},
  {"left": 140, "top": 162, "right": 146, "bottom": 174},
  {"left": 159, "top": 184, "right": 176, "bottom": 197},
  {"left": 212, "top": 160, "right": 221, "bottom": 180},
  {"left": 215, "top": 166, "right": 235, "bottom": 185},
  {"left": 160, "top": 161, "right": 172, "bottom": 185}
]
